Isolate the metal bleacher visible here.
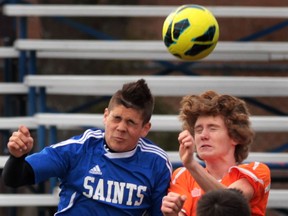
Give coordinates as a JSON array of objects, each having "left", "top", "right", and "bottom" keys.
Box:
[{"left": 0, "top": 2, "right": 287, "bottom": 215}]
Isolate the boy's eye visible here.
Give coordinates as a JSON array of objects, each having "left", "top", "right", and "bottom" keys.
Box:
[
  {"left": 112, "top": 116, "right": 137, "bottom": 126},
  {"left": 209, "top": 126, "right": 218, "bottom": 131},
  {"left": 194, "top": 128, "right": 202, "bottom": 134},
  {"left": 113, "top": 116, "right": 121, "bottom": 121},
  {"left": 128, "top": 120, "right": 136, "bottom": 126}
]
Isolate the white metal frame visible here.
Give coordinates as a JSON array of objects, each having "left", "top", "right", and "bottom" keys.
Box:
[
  {"left": 13, "top": 39, "right": 288, "bottom": 61},
  {"left": 0, "top": 189, "right": 285, "bottom": 207},
  {"left": 3, "top": 5, "right": 288, "bottom": 18},
  {"left": 24, "top": 74, "right": 288, "bottom": 97},
  {"left": 32, "top": 113, "right": 288, "bottom": 133}
]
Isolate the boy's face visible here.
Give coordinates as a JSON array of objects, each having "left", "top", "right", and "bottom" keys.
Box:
[
  {"left": 103, "top": 105, "right": 151, "bottom": 152},
  {"left": 194, "top": 115, "right": 237, "bottom": 161}
]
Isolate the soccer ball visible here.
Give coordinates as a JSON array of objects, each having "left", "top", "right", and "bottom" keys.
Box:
[{"left": 162, "top": 5, "right": 219, "bottom": 61}]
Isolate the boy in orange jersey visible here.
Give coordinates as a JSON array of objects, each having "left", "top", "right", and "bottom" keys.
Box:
[{"left": 161, "top": 90, "right": 270, "bottom": 216}]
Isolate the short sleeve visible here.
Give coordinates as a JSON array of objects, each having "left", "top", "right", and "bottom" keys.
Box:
[
  {"left": 229, "top": 162, "right": 271, "bottom": 215},
  {"left": 150, "top": 159, "right": 172, "bottom": 216},
  {"left": 168, "top": 167, "right": 201, "bottom": 216},
  {"left": 229, "top": 162, "right": 271, "bottom": 194},
  {"left": 26, "top": 145, "right": 71, "bottom": 183}
]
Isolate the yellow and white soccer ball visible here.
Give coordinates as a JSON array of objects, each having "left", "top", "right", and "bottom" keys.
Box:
[{"left": 162, "top": 5, "right": 220, "bottom": 61}]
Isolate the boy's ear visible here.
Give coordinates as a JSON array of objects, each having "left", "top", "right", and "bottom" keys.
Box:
[
  {"left": 103, "top": 108, "right": 109, "bottom": 124},
  {"left": 141, "top": 122, "right": 151, "bottom": 137}
]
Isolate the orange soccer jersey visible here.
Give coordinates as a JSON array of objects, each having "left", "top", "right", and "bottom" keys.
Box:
[{"left": 169, "top": 162, "right": 271, "bottom": 216}]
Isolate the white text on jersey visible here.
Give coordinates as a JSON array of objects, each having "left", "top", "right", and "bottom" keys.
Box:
[{"left": 83, "top": 176, "right": 147, "bottom": 206}]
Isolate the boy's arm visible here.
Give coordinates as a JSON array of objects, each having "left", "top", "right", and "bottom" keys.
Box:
[{"left": 2, "top": 154, "right": 35, "bottom": 187}]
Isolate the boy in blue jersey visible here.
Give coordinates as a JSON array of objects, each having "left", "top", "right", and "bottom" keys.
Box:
[{"left": 2, "top": 79, "right": 172, "bottom": 216}]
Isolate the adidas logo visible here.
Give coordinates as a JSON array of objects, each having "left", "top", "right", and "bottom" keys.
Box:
[{"left": 89, "top": 165, "right": 102, "bottom": 175}]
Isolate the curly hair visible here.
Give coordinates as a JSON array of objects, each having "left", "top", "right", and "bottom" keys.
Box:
[{"left": 179, "top": 90, "right": 254, "bottom": 163}]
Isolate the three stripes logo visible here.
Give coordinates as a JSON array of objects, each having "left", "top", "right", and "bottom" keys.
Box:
[{"left": 89, "top": 165, "right": 102, "bottom": 175}]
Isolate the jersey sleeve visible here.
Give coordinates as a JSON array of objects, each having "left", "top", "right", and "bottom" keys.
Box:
[
  {"left": 26, "top": 129, "right": 96, "bottom": 184},
  {"left": 150, "top": 156, "right": 173, "bottom": 216},
  {"left": 168, "top": 167, "right": 198, "bottom": 216},
  {"left": 230, "top": 162, "right": 271, "bottom": 194},
  {"left": 229, "top": 162, "right": 271, "bottom": 214},
  {"left": 25, "top": 145, "right": 71, "bottom": 183}
]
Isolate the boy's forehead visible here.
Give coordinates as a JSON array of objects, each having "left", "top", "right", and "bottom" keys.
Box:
[
  {"left": 195, "top": 115, "right": 224, "bottom": 124},
  {"left": 110, "top": 105, "right": 143, "bottom": 119}
]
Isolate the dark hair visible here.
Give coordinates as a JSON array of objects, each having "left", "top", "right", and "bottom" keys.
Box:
[
  {"left": 197, "top": 188, "right": 251, "bottom": 216},
  {"left": 108, "top": 79, "right": 154, "bottom": 125},
  {"left": 179, "top": 90, "right": 254, "bottom": 163}
]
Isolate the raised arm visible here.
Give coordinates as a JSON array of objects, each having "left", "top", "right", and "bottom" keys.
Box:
[{"left": 2, "top": 125, "right": 35, "bottom": 187}]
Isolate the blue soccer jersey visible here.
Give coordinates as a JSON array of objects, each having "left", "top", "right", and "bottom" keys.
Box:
[{"left": 26, "top": 128, "right": 172, "bottom": 215}]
